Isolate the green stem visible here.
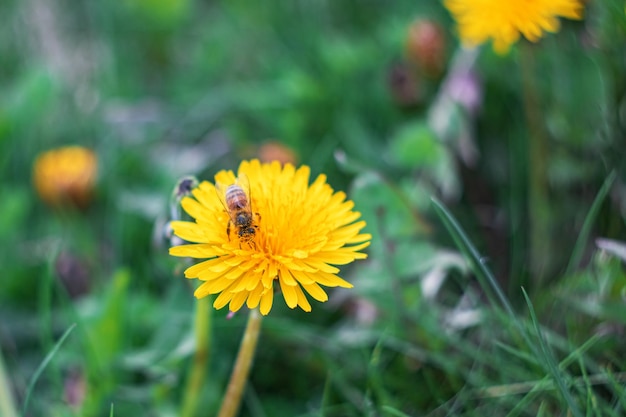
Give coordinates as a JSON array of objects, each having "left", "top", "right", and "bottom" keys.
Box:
[
  {"left": 520, "top": 42, "right": 551, "bottom": 286},
  {"left": 180, "top": 297, "right": 212, "bottom": 417},
  {"left": 217, "top": 309, "right": 263, "bottom": 417}
]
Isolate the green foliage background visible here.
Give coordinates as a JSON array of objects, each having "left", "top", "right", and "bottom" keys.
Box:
[{"left": 1, "top": 0, "right": 626, "bottom": 416}]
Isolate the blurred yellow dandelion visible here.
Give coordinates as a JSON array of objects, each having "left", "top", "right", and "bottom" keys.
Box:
[
  {"left": 33, "top": 146, "right": 98, "bottom": 208},
  {"left": 444, "top": 0, "right": 584, "bottom": 54},
  {"left": 169, "top": 160, "right": 371, "bottom": 315}
]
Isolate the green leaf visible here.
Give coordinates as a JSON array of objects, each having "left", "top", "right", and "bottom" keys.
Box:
[
  {"left": 388, "top": 121, "right": 443, "bottom": 169},
  {"left": 89, "top": 268, "right": 131, "bottom": 366},
  {"left": 351, "top": 171, "right": 429, "bottom": 256}
]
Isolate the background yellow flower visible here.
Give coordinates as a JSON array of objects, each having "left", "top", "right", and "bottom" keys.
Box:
[
  {"left": 170, "top": 160, "right": 371, "bottom": 315},
  {"left": 444, "top": 0, "right": 584, "bottom": 54},
  {"left": 32, "top": 146, "right": 98, "bottom": 208}
]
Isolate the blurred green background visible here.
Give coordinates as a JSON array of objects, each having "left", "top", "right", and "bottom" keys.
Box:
[{"left": 2, "top": 0, "right": 626, "bottom": 416}]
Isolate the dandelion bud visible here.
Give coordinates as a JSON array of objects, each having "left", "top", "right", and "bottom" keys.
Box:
[
  {"left": 405, "top": 19, "right": 447, "bottom": 77},
  {"left": 258, "top": 141, "right": 298, "bottom": 165}
]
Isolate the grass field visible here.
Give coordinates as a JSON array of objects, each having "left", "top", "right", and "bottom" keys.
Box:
[{"left": 1, "top": 1, "right": 626, "bottom": 416}]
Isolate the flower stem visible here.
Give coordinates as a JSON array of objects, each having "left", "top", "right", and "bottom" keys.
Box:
[
  {"left": 181, "top": 297, "right": 212, "bottom": 417},
  {"left": 520, "top": 42, "right": 551, "bottom": 286},
  {"left": 217, "top": 309, "right": 263, "bottom": 417}
]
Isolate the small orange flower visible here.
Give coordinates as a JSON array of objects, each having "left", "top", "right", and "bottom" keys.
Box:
[
  {"left": 33, "top": 146, "right": 98, "bottom": 208},
  {"left": 170, "top": 160, "right": 371, "bottom": 315},
  {"left": 258, "top": 141, "right": 298, "bottom": 165}
]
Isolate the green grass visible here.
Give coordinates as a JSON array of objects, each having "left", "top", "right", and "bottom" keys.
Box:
[
  {"left": 21, "top": 324, "right": 76, "bottom": 417},
  {"left": 1, "top": 0, "right": 626, "bottom": 416}
]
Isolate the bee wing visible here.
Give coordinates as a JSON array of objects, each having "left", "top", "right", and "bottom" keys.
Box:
[
  {"left": 215, "top": 179, "right": 237, "bottom": 222},
  {"left": 235, "top": 173, "right": 251, "bottom": 202},
  {"left": 236, "top": 173, "right": 257, "bottom": 215}
]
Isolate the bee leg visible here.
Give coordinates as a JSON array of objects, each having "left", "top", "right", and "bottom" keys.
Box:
[{"left": 226, "top": 220, "right": 231, "bottom": 241}]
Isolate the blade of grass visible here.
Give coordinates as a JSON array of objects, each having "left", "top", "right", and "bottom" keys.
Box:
[
  {"left": 0, "top": 347, "right": 19, "bottom": 417},
  {"left": 380, "top": 405, "right": 412, "bottom": 417},
  {"left": 479, "top": 371, "right": 626, "bottom": 400},
  {"left": 504, "top": 334, "right": 603, "bottom": 417},
  {"left": 565, "top": 171, "right": 616, "bottom": 276},
  {"left": 605, "top": 370, "right": 626, "bottom": 414},
  {"left": 522, "top": 288, "right": 582, "bottom": 417},
  {"left": 480, "top": 335, "right": 602, "bottom": 398},
  {"left": 494, "top": 341, "right": 542, "bottom": 367},
  {"left": 577, "top": 356, "right": 596, "bottom": 417},
  {"left": 430, "top": 197, "right": 515, "bottom": 317},
  {"left": 366, "top": 335, "right": 391, "bottom": 412},
  {"left": 21, "top": 323, "right": 76, "bottom": 417},
  {"left": 432, "top": 197, "right": 585, "bottom": 416},
  {"left": 430, "top": 197, "right": 536, "bottom": 353},
  {"left": 537, "top": 401, "right": 549, "bottom": 417}
]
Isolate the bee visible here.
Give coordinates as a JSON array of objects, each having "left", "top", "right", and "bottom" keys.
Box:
[{"left": 216, "top": 174, "right": 259, "bottom": 246}]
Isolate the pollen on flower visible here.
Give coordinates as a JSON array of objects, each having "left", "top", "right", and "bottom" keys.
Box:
[
  {"left": 169, "top": 160, "right": 371, "bottom": 315},
  {"left": 444, "top": 0, "right": 584, "bottom": 54}
]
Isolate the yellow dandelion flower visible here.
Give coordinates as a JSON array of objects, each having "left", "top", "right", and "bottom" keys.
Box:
[
  {"left": 444, "top": 0, "right": 584, "bottom": 54},
  {"left": 169, "top": 160, "right": 371, "bottom": 315},
  {"left": 33, "top": 146, "right": 98, "bottom": 208}
]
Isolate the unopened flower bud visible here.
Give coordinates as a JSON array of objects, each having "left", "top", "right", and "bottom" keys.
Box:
[
  {"left": 405, "top": 19, "right": 447, "bottom": 77},
  {"left": 258, "top": 141, "right": 298, "bottom": 165}
]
